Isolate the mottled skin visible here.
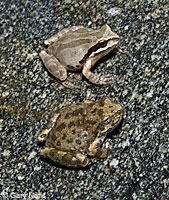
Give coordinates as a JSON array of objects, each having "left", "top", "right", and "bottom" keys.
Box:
[
  {"left": 40, "top": 24, "right": 120, "bottom": 88},
  {"left": 38, "top": 97, "right": 123, "bottom": 168}
]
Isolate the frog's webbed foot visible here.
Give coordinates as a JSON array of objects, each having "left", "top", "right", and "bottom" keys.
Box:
[
  {"left": 38, "top": 113, "right": 60, "bottom": 142},
  {"left": 40, "top": 148, "right": 90, "bottom": 168},
  {"left": 40, "top": 51, "right": 67, "bottom": 81},
  {"left": 82, "top": 59, "right": 114, "bottom": 85},
  {"left": 97, "top": 74, "right": 117, "bottom": 85},
  {"left": 99, "top": 139, "right": 113, "bottom": 158},
  {"left": 116, "top": 46, "right": 129, "bottom": 55}
]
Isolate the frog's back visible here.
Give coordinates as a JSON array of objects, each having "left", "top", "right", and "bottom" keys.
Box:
[
  {"left": 48, "top": 28, "right": 99, "bottom": 67},
  {"left": 46, "top": 101, "right": 104, "bottom": 153}
]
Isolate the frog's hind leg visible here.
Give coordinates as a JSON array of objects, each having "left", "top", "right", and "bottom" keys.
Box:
[
  {"left": 40, "top": 51, "right": 80, "bottom": 89},
  {"left": 40, "top": 148, "right": 90, "bottom": 168},
  {"left": 40, "top": 51, "right": 67, "bottom": 82}
]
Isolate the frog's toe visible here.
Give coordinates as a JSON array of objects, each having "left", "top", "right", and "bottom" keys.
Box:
[
  {"left": 102, "top": 138, "right": 113, "bottom": 151},
  {"left": 99, "top": 74, "right": 119, "bottom": 85},
  {"left": 38, "top": 129, "right": 49, "bottom": 142},
  {"left": 98, "top": 75, "right": 114, "bottom": 85},
  {"left": 62, "top": 80, "right": 81, "bottom": 89}
]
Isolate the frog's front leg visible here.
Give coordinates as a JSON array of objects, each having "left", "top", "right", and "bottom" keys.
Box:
[
  {"left": 82, "top": 57, "right": 114, "bottom": 86},
  {"left": 88, "top": 135, "right": 112, "bottom": 159},
  {"left": 40, "top": 148, "right": 90, "bottom": 168}
]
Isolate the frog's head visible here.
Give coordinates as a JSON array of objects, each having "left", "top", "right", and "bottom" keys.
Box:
[
  {"left": 88, "top": 25, "right": 120, "bottom": 58},
  {"left": 95, "top": 24, "right": 120, "bottom": 51},
  {"left": 99, "top": 24, "right": 120, "bottom": 47},
  {"left": 98, "top": 97, "right": 124, "bottom": 130}
]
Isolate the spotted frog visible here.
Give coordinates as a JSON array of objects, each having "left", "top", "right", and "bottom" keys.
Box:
[{"left": 38, "top": 97, "right": 123, "bottom": 168}]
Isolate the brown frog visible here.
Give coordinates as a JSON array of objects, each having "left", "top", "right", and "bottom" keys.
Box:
[
  {"left": 40, "top": 24, "right": 123, "bottom": 88},
  {"left": 38, "top": 97, "right": 123, "bottom": 168}
]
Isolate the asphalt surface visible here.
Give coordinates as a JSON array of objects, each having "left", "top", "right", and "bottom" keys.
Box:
[{"left": 0, "top": 0, "right": 168, "bottom": 199}]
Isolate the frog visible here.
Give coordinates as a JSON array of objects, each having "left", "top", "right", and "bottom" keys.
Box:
[
  {"left": 40, "top": 24, "right": 124, "bottom": 88},
  {"left": 38, "top": 97, "right": 124, "bottom": 168}
]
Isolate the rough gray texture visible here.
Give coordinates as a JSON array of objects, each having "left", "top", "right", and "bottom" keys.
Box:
[{"left": 0, "top": 0, "right": 168, "bottom": 199}]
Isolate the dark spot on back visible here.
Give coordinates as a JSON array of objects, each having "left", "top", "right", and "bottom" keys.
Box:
[
  {"left": 91, "top": 108, "right": 97, "bottom": 113},
  {"left": 85, "top": 120, "right": 96, "bottom": 125},
  {"left": 74, "top": 119, "right": 83, "bottom": 127},
  {"left": 75, "top": 139, "right": 82, "bottom": 145},
  {"left": 68, "top": 121, "right": 76, "bottom": 128},
  {"left": 67, "top": 137, "right": 73, "bottom": 143},
  {"left": 97, "top": 109, "right": 103, "bottom": 117},
  {"left": 71, "top": 108, "right": 84, "bottom": 116},
  {"left": 62, "top": 133, "right": 67, "bottom": 140},
  {"left": 65, "top": 113, "right": 70, "bottom": 119},
  {"left": 51, "top": 134, "right": 56, "bottom": 141},
  {"left": 56, "top": 141, "right": 61, "bottom": 146},
  {"left": 55, "top": 123, "right": 66, "bottom": 131}
]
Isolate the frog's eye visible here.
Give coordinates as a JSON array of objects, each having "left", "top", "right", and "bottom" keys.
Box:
[
  {"left": 98, "top": 40, "right": 108, "bottom": 48},
  {"left": 98, "top": 39, "right": 106, "bottom": 43}
]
